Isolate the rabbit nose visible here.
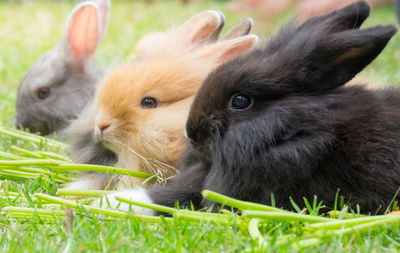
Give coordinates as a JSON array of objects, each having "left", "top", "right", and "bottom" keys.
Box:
[{"left": 99, "top": 123, "right": 110, "bottom": 133}]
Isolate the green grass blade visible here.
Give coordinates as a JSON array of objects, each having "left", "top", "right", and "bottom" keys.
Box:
[
  {"left": 248, "top": 218, "right": 268, "bottom": 249},
  {"left": 0, "top": 126, "right": 66, "bottom": 149},
  {"left": 0, "top": 151, "right": 25, "bottom": 160},
  {"left": 57, "top": 189, "right": 114, "bottom": 197},
  {"left": 0, "top": 159, "right": 64, "bottom": 167},
  {"left": 115, "top": 196, "right": 176, "bottom": 214},
  {"left": 10, "top": 146, "right": 44, "bottom": 159},
  {"left": 35, "top": 151, "right": 70, "bottom": 162},
  {"left": 242, "top": 210, "right": 331, "bottom": 223},
  {"left": 57, "top": 164, "right": 155, "bottom": 180},
  {"left": 202, "top": 190, "right": 288, "bottom": 212}
]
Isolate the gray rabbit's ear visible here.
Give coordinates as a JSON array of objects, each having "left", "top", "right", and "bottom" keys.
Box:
[
  {"left": 63, "top": 1, "right": 103, "bottom": 65},
  {"left": 177, "top": 10, "right": 225, "bottom": 47},
  {"left": 220, "top": 17, "right": 253, "bottom": 41},
  {"left": 92, "top": 0, "right": 111, "bottom": 43}
]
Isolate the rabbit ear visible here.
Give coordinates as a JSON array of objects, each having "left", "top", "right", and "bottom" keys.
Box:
[
  {"left": 220, "top": 17, "right": 253, "bottom": 41},
  {"left": 303, "top": 25, "right": 397, "bottom": 92},
  {"left": 134, "top": 32, "right": 166, "bottom": 56},
  {"left": 302, "top": 1, "right": 370, "bottom": 33},
  {"left": 177, "top": 10, "right": 225, "bottom": 46},
  {"left": 92, "top": 0, "right": 110, "bottom": 43},
  {"left": 266, "top": 1, "right": 371, "bottom": 57},
  {"left": 197, "top": 34, "right": 258, "bottom": 65},
  {"left": 64, "top": 1, "right": 102, "bottom": 64}
]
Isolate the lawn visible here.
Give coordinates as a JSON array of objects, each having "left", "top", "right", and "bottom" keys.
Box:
[{"left": 1, "top": 0, "right": 400, "bottom": 252}]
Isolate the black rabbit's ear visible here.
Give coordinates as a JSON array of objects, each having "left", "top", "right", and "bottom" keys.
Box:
[
  {"left": 304, "top": 25, "right": 397, "bottom": 92},
  {"left": 265, "top": 1, "right": 371, "bottom": 56},
  {"left": 301, "top": 1, "right": 370, "bottom": 33}
]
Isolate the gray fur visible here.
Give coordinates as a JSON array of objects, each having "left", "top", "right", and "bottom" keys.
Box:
[
  {"left": 14, "top": 0, "right": 110, "bottom": 136},
  {"left": 61, "top": 101, "right": 117, "bottom": 166}
]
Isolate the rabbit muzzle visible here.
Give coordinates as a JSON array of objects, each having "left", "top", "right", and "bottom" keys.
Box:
[
  {"left": 186, "top": 115, "right": 216, "bottom": 144},
  {"left": 14, "top": 113, "right": 51, "bottom": 136}
]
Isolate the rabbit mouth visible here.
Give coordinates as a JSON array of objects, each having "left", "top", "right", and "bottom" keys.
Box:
[
  {"left": 15, "top": 119, "right": 52, "bottom": 136},
  {"left": 98, "top": 137, "right": 120, "bottom": 154}
]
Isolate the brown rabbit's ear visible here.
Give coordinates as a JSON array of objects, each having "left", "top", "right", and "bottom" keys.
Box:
[
  {"left": 134, "top": 32, "right": 167, "bottom": 56},
  {"left": 64, "top": 1, "right": 102, "bottom": 63},
  {"left": 220, "top": 17, "right": 253, "bottom": 41},
  {"left": 197, "top": 34, "right": 258, "bottom": 65},
  {"left": 177, "top": 10, "right": 225, "bottom": 46}
]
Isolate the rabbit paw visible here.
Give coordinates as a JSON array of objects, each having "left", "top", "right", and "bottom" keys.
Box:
[
  {"left": 63, "top": 178, "right": 96, "bottom": 191},
  {"left": 93, "top": 188, "right": 155, "bottom": 216}
]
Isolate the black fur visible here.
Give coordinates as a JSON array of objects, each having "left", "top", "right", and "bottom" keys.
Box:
[{"left": 149, "top": 1, "right": 400, "bottom": 214}]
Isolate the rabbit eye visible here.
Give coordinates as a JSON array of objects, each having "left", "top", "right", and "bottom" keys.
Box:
[
  {"left": 230, "top": 94, "right": 252, "bottom": 110},
  {"left": 141, "top": 97, "right": 158, "bottom": 108},
  {"left": 37, "top": 87, "right": 51, "bottom": 99}
]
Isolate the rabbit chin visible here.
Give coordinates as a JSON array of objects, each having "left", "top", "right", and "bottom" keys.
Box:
[
  {"left": 188, "top": 142, "right": 212, "bottom": 162},
  {"left": 100, "top": 139, "right": 120, "bottom": 155},
  {"left": 93, "top": 188, "right": 155, "bottom": 216},
  {"left": 93, "top": 131, "right": 120, "bottom": 154}
]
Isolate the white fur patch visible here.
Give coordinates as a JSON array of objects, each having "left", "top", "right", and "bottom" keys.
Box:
[
  {"left": 94, "top": 188, "right": 155, "bottom": 216},
  {"left": 64, "top": 178, "right": 99, "bottom": 190}
]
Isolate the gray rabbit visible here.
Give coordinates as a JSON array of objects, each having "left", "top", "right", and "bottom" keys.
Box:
[{"left": 14, "top": 0, "right": 110, "bottom": 136}]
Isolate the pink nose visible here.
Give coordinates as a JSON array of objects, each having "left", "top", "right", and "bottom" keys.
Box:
[{"left": 98, "top": 123, "right": 110, "bottom": 133}]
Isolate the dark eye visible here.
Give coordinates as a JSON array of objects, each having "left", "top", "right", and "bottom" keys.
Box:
[
  {"left": 141, "top": 97, "right": 158, "bottom": 108},
  {"left": 37, "top": 87, "right": 51, "bottom": 99},
  {"left": 230, "top": 94, "right": 252, "bottom": 110}
]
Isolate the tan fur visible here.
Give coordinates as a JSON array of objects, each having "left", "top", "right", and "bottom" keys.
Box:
[
  {"left": 63, "top": 11, "right": 257, "bottom": 192},
  {"left": 134, "top": 10, "right": 224, "bottom": 58},
  {"left": 96, "top": 56, "right": 212, "bottom": 188},
  {"left": 95, "top": 34, "right": 258, "bottom": 189}
]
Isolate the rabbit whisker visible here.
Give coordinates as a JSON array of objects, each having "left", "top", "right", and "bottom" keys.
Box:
[{"left": 111, "top": 138, "right": 174, "bottom": 185}]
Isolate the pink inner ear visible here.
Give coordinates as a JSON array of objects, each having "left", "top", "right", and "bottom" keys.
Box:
[
  {"left": 68, "top": 6, "right": 99, "bottom": 62},
  {"left": 217, "top": 39, "right": 256, "bottom": 64}
]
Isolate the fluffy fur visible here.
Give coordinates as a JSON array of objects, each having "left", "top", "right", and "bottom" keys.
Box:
[
  {"left": 64, "top": 11, "right": 258, "bottom": 191},
  {"left": 99, "top": 1, "right": 400, "bottom": 215},
  {"left": 61, "top": 10, "right": 227, "bottom": 168},
  {"left": 96, "top": 188, "right": 155, "bottom": 215}
]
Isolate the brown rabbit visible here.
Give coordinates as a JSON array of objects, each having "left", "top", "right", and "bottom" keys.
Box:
[{"left": 64, "top": 11, "right": 258, "bottom": 191}]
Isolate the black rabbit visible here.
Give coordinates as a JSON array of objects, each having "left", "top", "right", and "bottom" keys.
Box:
[{"left": 97, "top": 1, "right": 400, "bottom": 215}]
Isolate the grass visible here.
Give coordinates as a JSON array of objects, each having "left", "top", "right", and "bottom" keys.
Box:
[{"left": 1, "top": 0, "right": 400, "bottom": 252}]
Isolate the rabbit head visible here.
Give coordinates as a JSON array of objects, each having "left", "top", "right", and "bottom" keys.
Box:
[
  {"left": 186, "top": 1, "right": 396, "bottom": 154},
  {"left": 94, "top": 14, "right": 258, "bottom": 185},
  {"left": 62, "top": 10, "right": 228, "bottom": 168},
  {"left": 14, "top": 0, "right": 110, "bottom": 136}
]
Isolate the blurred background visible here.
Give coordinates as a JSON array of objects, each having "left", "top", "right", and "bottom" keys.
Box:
[{"left": 0, "top": 0, "right": 399, "bottom": 126}]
